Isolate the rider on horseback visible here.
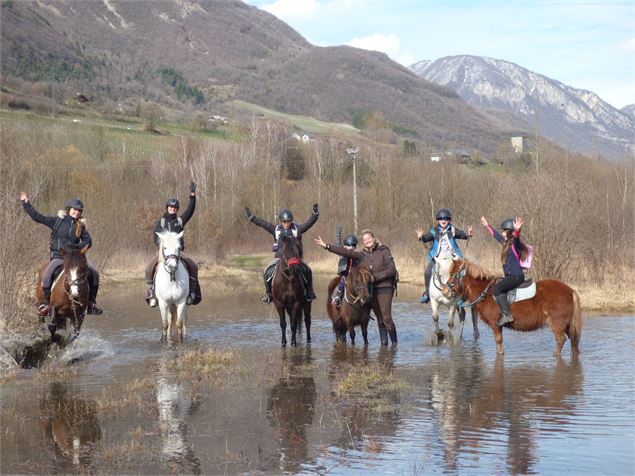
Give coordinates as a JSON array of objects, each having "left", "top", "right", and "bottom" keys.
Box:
[
  {"left": 145, "top": 181, "right": 201, "bottom": 307},
  {"left": 20, "top": 192, "right": 103, "bottom": 316},
  {"left": 416, "top": 208, "right": 473, "bottom": 303},
  {"left": 481, "top": 215, "right": 528, "bottom": 326},
  {"left": 332, "top": 226, "right": 359, "bottom": 308},
  {"left": 245, "top": 204, "right": 319, "bottom": 304}
]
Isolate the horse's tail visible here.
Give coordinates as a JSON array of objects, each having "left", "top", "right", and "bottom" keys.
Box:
[{"left": 570, "top": 289, "right": 582, "bottom": 352}]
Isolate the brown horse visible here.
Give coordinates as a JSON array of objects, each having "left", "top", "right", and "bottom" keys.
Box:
[
  {"left": 326, "top": 265, "right": 374, "bottom": 345},
  {"left": 444, "top": 258, "right": 581, "bottom": 356},
  {"left": 36, "top": 246, "right": 90, "bottom": 343},
  {"left": 272, "top": 235, "right": 311, "bottom": 347}
]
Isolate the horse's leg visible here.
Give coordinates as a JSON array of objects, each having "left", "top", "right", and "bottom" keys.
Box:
[
  {"left": 472, "top": 309, "right": 480, "bottom": 339},
  {"left": 275, "top": 303, "right": 287, "bottom": 347},
  {"left": 176, "top": 302, "right": 187, "bottom": 342},
  {"left": 159, "top": 302, "right": 169, "bottom": 343},
  {"left": 553, "top": 330, "right": 565, "bottom": 358},
  {"left": 304, "top": 302, "right": 312, "bottom": 344},
  {"left": 431, "top": 300, "right": 443, "bottom": 341},
  {"left": 493, "top": 326, "right": 504, "bottom": 354},
  {"left": 361, "top": 320, "right": 369, "bottom": 346},
  {"left": 448, "top": 304, "right": 455, "bottom": 329},
  {"left": 48, "top": 308, "right": 58, "bottom": 342},
  {"left": 69, "top": 311, "right": 84, "bottom": 342},
  {"left": 290, "top": 304, "right": 301, "bottom": 347},
  {"left": 348, "top": 322, "right": 356, "bottom": 345}
]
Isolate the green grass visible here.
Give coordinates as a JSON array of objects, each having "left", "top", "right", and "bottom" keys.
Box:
[
  {"left": 231, "top": 100, "right": 361, "bottom": 136},
  {"left": 225, "top": 254, "right": 269, "bottom": 269}
]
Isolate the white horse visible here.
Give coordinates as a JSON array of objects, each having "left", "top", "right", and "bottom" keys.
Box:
[
  {"left": 429, "top": 256, "right": 479, "bottom": 343},
  {"left": 155, "top": 231, "right": 189, "bottom": 342}
]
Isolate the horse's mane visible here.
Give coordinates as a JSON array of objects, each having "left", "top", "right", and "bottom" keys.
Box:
[
  {"left": 62, "top": 247, "right": 86, "bottom": 269},
  {"left": 458, "top": 258, "right": 499, "bottom": 280}
]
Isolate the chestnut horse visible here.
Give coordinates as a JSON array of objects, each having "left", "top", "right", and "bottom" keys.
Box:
[
  {"left": 37, "top": 246, "right": 90, "bottom": 343},
  {"left": 326, "top": 265, "right": 374, "bottom": 345},
  {"left": 272, "top": 235, "right": 311, "bottom": 347},
  {"left": 444, "top": 258, "right": 581, "bottom": 356}
]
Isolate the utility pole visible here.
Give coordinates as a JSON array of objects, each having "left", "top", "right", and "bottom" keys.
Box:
[{"left": 346, "top": 147, "right": 359, "bottom": 234}]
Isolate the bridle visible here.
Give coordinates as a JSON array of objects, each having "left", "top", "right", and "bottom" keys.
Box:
[
  {"left": 161, "top": 245, "right": 181, "bottom": 281},
  {"left": 446, "top": 263, "right": 495, "bottom": 309}
]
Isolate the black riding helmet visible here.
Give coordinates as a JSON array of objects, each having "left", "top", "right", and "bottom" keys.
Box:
[
  {"left": 65, "top": 198, "right": 84, "bottom": 211},
  {"left": 499, "top": 218, "right": 514, "bottom": 231},
  {"left": 165, "top": 198, "right": 180, "bottom": 209},
  {"left": 279, "top": 208, "right": 293, "bottom": 222},
  {"left": 343, "top": 234, "right": 358, "bottom": 247},
  {"left": 436, "top": 208, "right": 452, "bottom": 220}
]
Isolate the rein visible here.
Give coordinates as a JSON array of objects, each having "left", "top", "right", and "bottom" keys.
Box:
[
  {"left": 449, "top": 267, "right": 495, "bottom": 308},
  {"left": 162, "top": 252, "right": 180, "bottom": 281}
]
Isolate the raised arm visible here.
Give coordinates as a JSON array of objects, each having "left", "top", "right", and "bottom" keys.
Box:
[
  {"left": 481, "top": 215, "right": 503, "bottom": 244},
  {"left": 245, "top": 207, "right": 276, "bottom": 236},
  {"left": 20, "top": 192, "right": 57, "bottom": 229},
  {"left": 314, "top": 236, "right": 364, "bottom": 260},
  {"left": 297, "top": 203, "right": 319, "bottom": 234}
]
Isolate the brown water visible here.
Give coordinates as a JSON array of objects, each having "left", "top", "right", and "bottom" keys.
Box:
[{"left": 1, "top": 277, "right": 634, "bottom": 475}]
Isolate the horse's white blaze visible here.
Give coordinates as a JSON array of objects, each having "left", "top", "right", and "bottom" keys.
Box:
[{"left": 69, "top": 267, "right": 79, "bottom": 297}]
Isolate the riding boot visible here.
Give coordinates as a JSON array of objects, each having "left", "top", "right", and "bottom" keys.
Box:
[
  {"left": 495, "top": 294, "right": 514, "bottom": 327},
  {"left": 145, "top": 285, "right": 157, "bottom": 307},
  {"left": 379, "top": 327, "right": 389, "bottom": 346},
  {"left": 37, "top": 288, "right": 51, "bottom": 317},
  {"left": 260, "top": 276, "right": 272, "bottom": 304},
  {"left": 388, "top": 328, "right": 398, "bottom": 345},
  {"left": 187, "top": 276, "right": 201, "bottom": 305},
  {"left": 87, "top": 286, "right": 103, "bottom": 315},
  {"left": 419, "top": 291, "right": 430, "bottom": 304},
  {"left": 420, "top": 261, "right": 433, "bottom": 303}
]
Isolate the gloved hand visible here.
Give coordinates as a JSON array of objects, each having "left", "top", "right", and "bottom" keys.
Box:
[
  {"left": 189, "top": 181, "right": 196, "bottom": 194},
  {"left": 336, "top": 225, "right": 343, "bottom": 235},
  {"left": 245, "top": 207, "right": 254, "bottom": 221},
  {"left": 312, "top": 203, "right": 319, "bottom": 214}
]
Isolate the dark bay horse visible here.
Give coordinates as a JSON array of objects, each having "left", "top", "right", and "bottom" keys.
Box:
[
  {"left": 272, "top": 235, "right": 311, "bottom": 347},
  {"left": 444, "top": 258, "right": 581, "bottom": 357},
  {"left": 326, "top": 265, "right": 374, "bottom": 345},
  {"left": 36, "top": 246, "right": 90, "bottom": 343}
]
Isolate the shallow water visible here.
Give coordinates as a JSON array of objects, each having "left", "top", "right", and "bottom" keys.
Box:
[{"left": 1, "top": 277, "right": 634, "bottom": 475}]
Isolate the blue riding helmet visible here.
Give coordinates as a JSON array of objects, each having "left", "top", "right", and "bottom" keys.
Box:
[
  {"left": 65, "top": 198, "right": 84, "bottom": 211},
  {"left": 165, "top": 198, "right": 180, "bottom": 209},
  {"left": 343, "top": 234, "right": 358, "bottom": 247},
  {"left": 279, "top": 208, "right": 293, "bottom": 221},
  {"left": 436, "top": 208, "right": 452, "bottom": 220}
]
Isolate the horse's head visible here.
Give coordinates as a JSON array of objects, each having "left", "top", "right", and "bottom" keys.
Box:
[
  {"left": 443, "top": 257, "right": 466, "bottom": 299},
  {"left": 61, "top": 244, "right": 89, "bottom": 299},
  {"left": 278, "top": 235, "right": 303, "bottom": 271},
  {"left": 348, "top": 265, "right": 373, "bottom": 305},
  {"left": 156, "top": 231, "right": 183, "bottom": 273}
]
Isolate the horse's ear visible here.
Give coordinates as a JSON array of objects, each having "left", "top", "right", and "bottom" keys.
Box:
[
  {"left": 80, "top": 245, "right": 89, "bottom": 255},
  {"left": 176, "top": 231, "right": 184, "bottom": 240},
  {"left": 155, "top": 231, "right": 164, "bottom": 240}
]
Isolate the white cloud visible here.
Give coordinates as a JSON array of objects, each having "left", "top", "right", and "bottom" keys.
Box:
[
  {"left": 617, "top": 37, "right": 635, "bottom": 52},
  {"left": 259, "top": 0, "right": 320, "bottom": 21},
  {"left": 347, "top": 33, "right": 415, "bottom": 66}
]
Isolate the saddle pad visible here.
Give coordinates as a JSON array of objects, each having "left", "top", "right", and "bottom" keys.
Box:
[{"left": 508, "top": 281, "right": 536, "bottom": 304}]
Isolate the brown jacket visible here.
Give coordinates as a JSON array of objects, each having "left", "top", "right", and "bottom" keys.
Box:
[{"left": 326, "top": 243, "right": 397, "bottom": 289}]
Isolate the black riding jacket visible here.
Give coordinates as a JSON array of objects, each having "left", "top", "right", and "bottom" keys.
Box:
[
  {"left": 153, "top": 195, "right": 196, "bottom": 250},
  {"left": 249, "top": 210, "right": 319, "bottom": 258},
  {"left": 22, "top": 202, "right": 92, "bottom": 260}
]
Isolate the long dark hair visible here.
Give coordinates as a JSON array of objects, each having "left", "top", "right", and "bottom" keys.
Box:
[{"left": 501, "top": 231, "right": 529, "bottom": 266}]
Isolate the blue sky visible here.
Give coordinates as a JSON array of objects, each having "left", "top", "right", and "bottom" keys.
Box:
[{"left": 243, "top": 0, "right": 634, "bottom": 109}]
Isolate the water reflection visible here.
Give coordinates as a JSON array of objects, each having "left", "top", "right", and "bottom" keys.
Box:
[
  {"left": 266, "top": 347, "right": 316, "bottom": 472},
  {"left": 426, "top": 350, "right": 584, "bottom": 474},
  {"left": 327, "top": 346, "right": 402, "bottom": 454},
  {"left": 155, "top": 358, "right": 201, "bottom": 474},
  {"left": 38, "top": 382, "right": 100, "bottom": 472}
]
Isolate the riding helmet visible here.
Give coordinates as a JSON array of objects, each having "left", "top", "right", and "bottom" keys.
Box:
[
  {"left": 499, "top": 218, "right": 514, "bottom": 231},
  {"left": 65, "top": 197, "right": 84, "bottom": 211},
  {"left": 165, "top": 198, "right": 180, "bottom": 209},
  {"left": 279, "top": 208, "right": 294, "bottom": 222},
  {"left": 436, "top": 208, "right": 452, "bottom": 220},
  {"left": 343, "top": 234, "right": 359, "bottom": 247}
]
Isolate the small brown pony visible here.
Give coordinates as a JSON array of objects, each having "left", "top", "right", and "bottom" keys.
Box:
[
  {"left": 272, "top": 235, "right": 311, "bottom": 347},
  {"left": 444, "top": 258, "right": 581, "bottom": 356},
  {"left": 36, "top": 246, "right": 90, "bottom": 343},
  {"left": 326, "top": 265, "right": 374, "bottom": 345}
]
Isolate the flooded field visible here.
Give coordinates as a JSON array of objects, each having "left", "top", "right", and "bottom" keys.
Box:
[{"left": 1, "top": 277, "right": 634, "bottom": 475}]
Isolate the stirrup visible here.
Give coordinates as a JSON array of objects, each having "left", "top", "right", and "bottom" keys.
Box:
[
  {"left": 260, "top": 294, "right": 271, "bottom": 304},
  {"left": 37, "top": 303, "right": 49, "bottom": 317},
  {"left": 419, "top": 292, "right": 430, "bottom": 304},
  {"left": 496, "top": 314, "right": 514, "bottom": 327},
  {"left": 148, "top": 298, "right": 157, "bottom": 308}
]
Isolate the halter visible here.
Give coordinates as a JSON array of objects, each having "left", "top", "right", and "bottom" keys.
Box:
[{"left": 447, "top": 264, "right": 495, "bottom": 309}]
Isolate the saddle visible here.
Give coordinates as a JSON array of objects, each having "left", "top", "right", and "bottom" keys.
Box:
[
  {"left": 506, "top": 279, "right": 536, "bottom": 304},
  {"left": 264, "top": 258, "right": 309, "bottom": 287}
]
